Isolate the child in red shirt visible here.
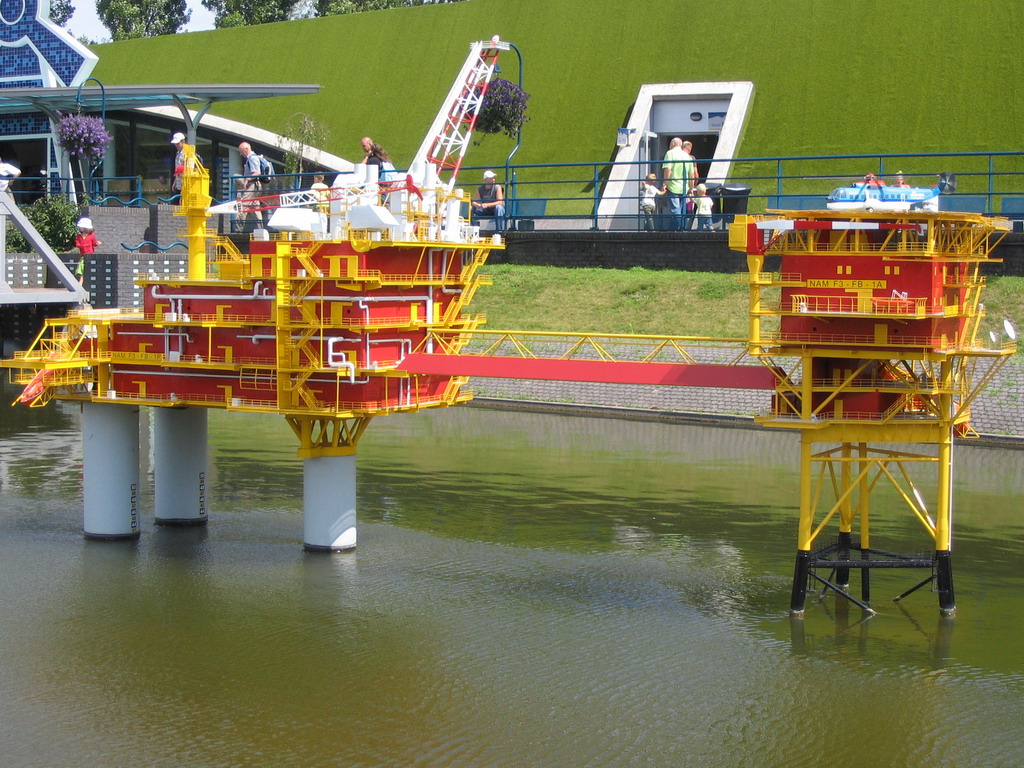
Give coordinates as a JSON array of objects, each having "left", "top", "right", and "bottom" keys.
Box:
[{"left": 74, "top": 217, "right": 101, "bottom": 285}]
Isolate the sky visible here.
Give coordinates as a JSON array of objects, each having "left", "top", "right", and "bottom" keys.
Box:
[{"left": 66, "top": 1, "right": 217, "bottom": 43}]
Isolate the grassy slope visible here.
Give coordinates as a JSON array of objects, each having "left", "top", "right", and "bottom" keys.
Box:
[
  {"left": 91, "top": 0, "right": 1024, "bottom": 185},
  {"left": 472, "top": 264, "right": 750, "bottom": 337}
]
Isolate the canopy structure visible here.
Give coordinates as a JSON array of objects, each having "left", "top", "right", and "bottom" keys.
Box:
[
  {"left": 0, "top": 84, "right": 320, "bottom": 142},
  {"left": 0, "top": 83, "right": 321, "bottom": 309}
]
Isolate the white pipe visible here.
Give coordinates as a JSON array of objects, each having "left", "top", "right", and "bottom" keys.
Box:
[
  {"left": 242, "top": 332, "right": 359, "bottom": 344},
  {"left": 442, "top": 196, "right": 462, "bottom": 241},
  {"left": 355, "top": 294, "right": 431, "bottom": 329},
  {"left": 369, "top": 338, "right": 413, "bottom": 353},
  {"left": 114, "top": 367, "right": 369, "bottom": 386},
  {"left": 253, "top": 292, "right": 430, "bottom": 304},
  {"left": 116, "top": 329, "right": 190, "bottom": 339},
  {"left": 353, "top": 293, "right": 431, "bottom": 302},
  {"left": 151, "top": 281, "right": 269, "bottom": 301},
  {"left": 361, "top": 337, "right": 412, "bottom": 371}
]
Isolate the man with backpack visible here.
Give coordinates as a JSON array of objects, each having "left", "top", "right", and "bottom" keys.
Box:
[{"left": 238, "top": 141, "right": 265, "bottom": 227}]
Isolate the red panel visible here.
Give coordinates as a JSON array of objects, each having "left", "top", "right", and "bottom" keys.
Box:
[{"left": 397, "top": 354, "right": 777, "bottom": 389}]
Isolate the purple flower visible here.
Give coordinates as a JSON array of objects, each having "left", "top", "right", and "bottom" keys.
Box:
[
  {"left": 475, "top": 78, "right": 530, "bottom": 139},
  {"left": 55, "top": 113, "right": 112, "bottom": 161}
]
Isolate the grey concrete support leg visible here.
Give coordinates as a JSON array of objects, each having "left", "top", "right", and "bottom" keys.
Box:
[
  {"left": 154, "top": 407, "right": 209, "bottom": 526},
  {"left": 303, "top": 454, "right": 356, "bottom": 552},
  {"left": 82, "top": 402, "right": 141, "bottom": 539}
]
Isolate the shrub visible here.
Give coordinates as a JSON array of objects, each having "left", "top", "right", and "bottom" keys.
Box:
[{"left": 6, "top": 196, "right": 83, "bottom": 253}]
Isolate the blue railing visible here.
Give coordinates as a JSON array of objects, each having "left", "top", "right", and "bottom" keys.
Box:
[
  {"left": 456, "top": 150, "right": 1024, "bottom": 231},
  {"left": 11, "top": 175, "right": 178, "bottom": 208},
  {"left": 20, "top": 151, "right": 1024, "bottom": 233}
]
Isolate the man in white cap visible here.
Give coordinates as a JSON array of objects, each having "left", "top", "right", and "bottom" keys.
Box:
[
  {"left": 472, "top": 170, "right": 505, "bottom": 233},
  {"left": 170, "top": 132, "right": 186, "bottom": 195}
]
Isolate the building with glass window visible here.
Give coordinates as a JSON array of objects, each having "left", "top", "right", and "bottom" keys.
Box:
[{"left": 0, "top": 9, "right": 345, "bottom": 207}]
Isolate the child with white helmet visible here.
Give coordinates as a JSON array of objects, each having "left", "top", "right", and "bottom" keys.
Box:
[{"left": 74, "top": 217, "right": 101, "bottom": 286}]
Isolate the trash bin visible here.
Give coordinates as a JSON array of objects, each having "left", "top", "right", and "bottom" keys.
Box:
[
  {"left": 718, "top": 184, "right": 752, "bottom": 229},
  {"left": 705, "top": 182, "right": 723, "bottom": 229}
]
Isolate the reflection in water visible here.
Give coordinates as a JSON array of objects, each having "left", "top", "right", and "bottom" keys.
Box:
[
  {"left": 0, "top": 399, "right": 1023, "bottom": 767},
  {"left": 789, "top": 606, "right": 956, "bottom": 672}
]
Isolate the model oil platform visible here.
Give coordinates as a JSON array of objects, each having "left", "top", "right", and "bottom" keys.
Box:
[
  {"left": 3, "top": 38, "right": 510, "bottom": 550},
  {"left": 2, "top": 37, "right": 1015, "bottom": 614},
  {"left": 729, "top": 206, "right": 1014, "bottom": 613}
]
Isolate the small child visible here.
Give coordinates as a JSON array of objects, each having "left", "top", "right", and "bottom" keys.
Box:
[
  {"left": 640, "top": 173, "right": 663, "bottom": 231},
  {"left": 74, "top": 217, "right": 101, "bottom": 285},
  {"left": 694, "top": 183, "right": 714, "bottom": 231},
  {"left": 310, "top": 173, "right": 330, "bottom": 214}
]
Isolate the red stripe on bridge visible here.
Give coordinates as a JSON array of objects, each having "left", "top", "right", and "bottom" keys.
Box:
[{"left": 397, "top": 354, "right": 777, "bottom": 389}]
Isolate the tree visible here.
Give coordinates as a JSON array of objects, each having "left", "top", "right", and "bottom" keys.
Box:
[
  {"left": 49, "top": 0, "right": 74, "bottom": 26},
  {"left": 96, "top": 0, "right": 190, "bottom": 40},
  {"left": 295, "top": 0, "right": 465, "bottom": 19},
  {"left": 308, "top": 0, "right": 399, "bottom": 14},
  {"left": 203, "top": 0, "right": 464, "bottom": 26},
  {"left": 279, "top": 112, "right": 331, "bottom": 177},
  {"left": 201, "top": 0, "right": 300, "bottom": 28}
]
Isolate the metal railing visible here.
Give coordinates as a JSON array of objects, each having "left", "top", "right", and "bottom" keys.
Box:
[
  {"left": 10, "top": 174, "right": 178, "bottom": 208},
  {"left": 17, "top": 151, "right": 1024, "bottom": 233}
]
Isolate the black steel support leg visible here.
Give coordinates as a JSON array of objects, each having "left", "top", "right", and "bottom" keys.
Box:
[
  {"left": 936, "top": 550, "right": 955, "bottom": 616},
  {"left": 835, "top": 531, "right": 851, "bottom": 589},
  {"left": 790, "top": 550, "right": 812, "bottom": 614}
]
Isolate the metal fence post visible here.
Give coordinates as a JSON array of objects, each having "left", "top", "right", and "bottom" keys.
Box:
[{"left": 989, "top": 154, "right": 995, "bottom": 213}]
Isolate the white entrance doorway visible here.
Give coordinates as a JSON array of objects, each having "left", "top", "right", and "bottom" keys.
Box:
[{"left": 598, "top": 82, "right": 754, "bottom": 229}]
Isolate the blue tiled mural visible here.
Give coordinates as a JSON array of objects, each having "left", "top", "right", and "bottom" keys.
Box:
[{"left": 0, "top": 0, "right": 97, "bottom": 88}]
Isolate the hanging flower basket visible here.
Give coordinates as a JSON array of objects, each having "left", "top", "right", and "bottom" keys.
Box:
[
  {"left": 54, "top": 113, "right": 112, "bottom": 161},
  {"left": 475, "top": 78, "right": 530, "bottom": 139}
]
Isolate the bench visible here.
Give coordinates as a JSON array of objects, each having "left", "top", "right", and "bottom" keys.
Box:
[
  {"left": 1000, "top": 196, "right": 1024, "bottom": 231},
  {"left": 766, "top": 195, "right": 829, "bottom": 211},
  {"left": 509, "top": 198, "right": 547, "bottom": 231},
  {"left": 939, "top": 195, "right": 987, "bottom": 214},
  {"left": 1000, "top": 197, "right": 1024, "bottom": 216},
  {"left": 469, "top": 200, "right": 508, "bottom": 233}
]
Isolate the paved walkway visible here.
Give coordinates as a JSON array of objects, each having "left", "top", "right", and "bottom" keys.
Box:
[{"left": 468, "top": 354, "right": 1024, "bottom": 445}]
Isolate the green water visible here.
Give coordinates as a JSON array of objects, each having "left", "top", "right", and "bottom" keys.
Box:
[{"left": 1, "top": 392, "right": 1022, "bottom": 767}]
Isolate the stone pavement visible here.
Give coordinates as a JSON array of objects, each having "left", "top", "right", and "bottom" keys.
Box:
[{"left": 468, "top": 354, "right": 1024, "bottom": 445}]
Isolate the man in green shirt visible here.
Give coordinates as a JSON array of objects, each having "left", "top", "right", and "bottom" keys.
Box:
[{"left": 662, "top": 138, "right": 697, "bottom": 231}]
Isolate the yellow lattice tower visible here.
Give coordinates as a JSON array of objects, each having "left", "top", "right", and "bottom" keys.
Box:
[{"left": 731, "top": 209, "right": 1014, "bottom": 615}]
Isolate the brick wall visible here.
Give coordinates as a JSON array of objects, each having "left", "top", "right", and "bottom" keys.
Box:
[
  {"left": 83, "top": 203, "right": 184, "bottom": 255},
  {"left": 495, "top": 231, "right": 752, "bottom": 272},
  {"left": 498, "top": 230, "right": 1024, "bottom": 276}
]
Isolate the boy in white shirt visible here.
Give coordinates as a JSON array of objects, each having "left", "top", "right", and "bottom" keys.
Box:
[
  {"left": 640, "top": 173, "right": 663, "bottom": 231},
  {"left": 694, "top": 183, "right": 714, "bottom": 230}
]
